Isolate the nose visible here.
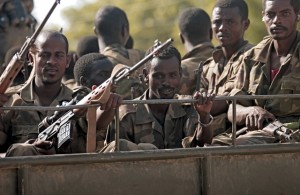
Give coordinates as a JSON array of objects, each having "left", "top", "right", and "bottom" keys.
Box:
[
  {"left": 47, "top": 55, "right": 57, "bottom": 65},
  {"left": 272, "top": 15, "right": 282, "bottom": 24}
]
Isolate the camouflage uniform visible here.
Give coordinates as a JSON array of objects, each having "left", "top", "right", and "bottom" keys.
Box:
[
  {"left": 214, "top": 33, "right": 300, "bottom": 145},
  {"left": 105, "top": 90, "right": 211, "bottom": 150},
  {"left": 0, "top": 77, "right": 89, "bottom": 155},
  {"left": 200, "top": 41, "right": 253, "bottom": 136},
  {"left": 102, "top": 43, "right": 145, "bottom": 100},
  {"left": 179, "top": 42, "right": 214, "bottom": 95}
]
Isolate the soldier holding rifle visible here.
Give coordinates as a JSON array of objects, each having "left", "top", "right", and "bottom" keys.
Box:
[
  {"left": 216, "top": 0, "right": 300, "bottom": 145},
  {"left": 103, "top": 45, "right": 215, "bottom": 151}
]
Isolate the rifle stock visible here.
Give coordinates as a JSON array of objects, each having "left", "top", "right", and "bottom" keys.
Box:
[
  {"left": 0, "top": 0, "right": 60, "bottom": 93},
  {"left": 38, "top": 38, "right": 174, "bottom": 148}
]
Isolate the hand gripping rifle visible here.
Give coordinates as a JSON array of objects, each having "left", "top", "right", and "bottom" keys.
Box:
[
  {"left": 0, "top": 0, "right": 61, "bottom": 93},
  {"left": 37, "top": 38, "right": 174, "bottom": 148}
]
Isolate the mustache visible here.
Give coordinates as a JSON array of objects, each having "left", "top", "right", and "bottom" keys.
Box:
[
  {"left": 158, "top": 86, "right": 175, "bottom": 91},
  {"left": 270, "top": 25, "right": 288, "bottom": 31}
]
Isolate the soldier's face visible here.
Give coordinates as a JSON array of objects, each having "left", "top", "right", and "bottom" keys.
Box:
[
  {"left": 31, "top": 36, "right": 69, "bottom": 85},
  {"left": 212, "top": 7, "right": 249, "bottom": 48},
  {"left": 147, "top": 56, "right": 181, "bottom": 99},
  {"left": 85, "top": 59, "right": 113, "bottom": 89},
  {"left": 262, "top": 0, "right": 298, "bottom": 40}
]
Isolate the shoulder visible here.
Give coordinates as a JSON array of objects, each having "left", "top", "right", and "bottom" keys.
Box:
[{"left": 119, "top": 104, "right": 137, "bottom": 120}]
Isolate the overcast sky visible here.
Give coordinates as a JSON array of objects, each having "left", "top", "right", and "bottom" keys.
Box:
[{"left": 32, "top": 0, "right": 95, "bottom": 28}]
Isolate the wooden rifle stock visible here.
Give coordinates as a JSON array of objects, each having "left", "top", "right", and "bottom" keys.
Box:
[
  {"left": 0, "top": 0, "right": 60, "bottom": 93},
  {"left": 38, "top": 38, "right": 174, "bottom": 147}
]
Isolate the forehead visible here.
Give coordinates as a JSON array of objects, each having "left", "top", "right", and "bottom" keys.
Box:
[
  {"left": 212, "top": 7, "right": 242, "bottom": 20},
  {"left": 150, "top": 56, "right": 180, "bottom": 73},
  {"left": 264, "top": 0, "right": 293, "bottom": 11},
  {"left": 36, "top": 35, "right": 66, "bottom": 53}
]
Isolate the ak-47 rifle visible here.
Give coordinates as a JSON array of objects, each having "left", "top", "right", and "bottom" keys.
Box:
[
  {"left": 37, "top": 38, "right": 174, "bottom": 148},
  {"left": 0, "top": 0, "right": 61, "bottom": 93}
]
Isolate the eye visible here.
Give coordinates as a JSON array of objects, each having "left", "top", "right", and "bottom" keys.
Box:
[
  {"left": 265, "top": 12, "right": 276, "bottom": 19},
  {"left": 282, "top": 11, "right": 291, "bottom": 17}
]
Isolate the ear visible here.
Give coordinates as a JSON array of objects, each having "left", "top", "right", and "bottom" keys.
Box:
[
  {"left": 262, "top": 11, "right": 266, "bottom": 22},
  {"left": 179, "top": 66, "right": 182, "bottom": 78},
  {"left": 91, "top": 85, "right": 97, "bottom": 90},
  {"left": 28, "top": 52, "right": 34, "bottom": 64},
  {"left": 142, "top": 68, "right": 149, "bottom": 84},
  {"left": 179, "top": 33, "right": 185, "bottom": 44},
  {"left": 209, "top": 28, "right": 213, "bottom": 40},
  {"left": 93, "top": 26, "right": 97, "bottom": 35},
  {"left": 65, "top": 54, "right": 71, "bottom": 69},
  {"left": 244, "top": 19, "right": 250, "bottom": 31},
  {"left": 79, "top": 76, "right": 87, "bottom": 87}
]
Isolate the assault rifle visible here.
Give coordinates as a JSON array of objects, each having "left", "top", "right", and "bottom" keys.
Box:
[
  {"left": 0, "top": 0, "right": 61, "bottom": 93},
  {"left": 235, "top": 120, "right": 300, "bottom": 143},
  {"left": 37, "top": 38, "right": 174, "bottom": 148}
]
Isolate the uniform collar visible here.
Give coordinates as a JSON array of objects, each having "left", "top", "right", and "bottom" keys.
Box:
[
  {"left": 182, "top": 42, "right": 214, "bottom": 60},
  {"left": 134, "top": 90, "right": 187, "bottom": 125},
  {"left": 20, "top": 77, "right": 73, "bottom": 105}
]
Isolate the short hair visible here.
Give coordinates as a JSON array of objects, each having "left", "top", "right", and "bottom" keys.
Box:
[
  {"left": 30, "top": 30, "right": 69, "bottom": 53},
  {"left": 94, "top": 6, "right": 129, "bottom": 39},
  {"left": 144, "top": 44, "right": 181, "bottom": 70},
  {"left": 262, "top": 0, "right": 300, "bottom": 13},
  {"left": 178, "top": 7, "right": 211, "bottom": 41},
  {"left": 74, "top": 53, "right": 110, "bottom": 84},
  {"left": 76, "top": 35, "right": 99, "bottom": 57},
  {"left": 214, "top": 0, "right": 249, "bottom": 20}
]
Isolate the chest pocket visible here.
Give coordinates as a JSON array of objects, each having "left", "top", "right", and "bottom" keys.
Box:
[{"left": 280, "top": 77, "right": 300, "bottom": 115}]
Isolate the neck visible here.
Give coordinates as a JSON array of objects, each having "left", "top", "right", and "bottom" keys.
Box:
[
  {"left": 222, "top": 39, "right": 245, "bottom": 60},
  {"left": 273, "top": 32, "right": 297, "bottom": 57},
  {"left": 98, "top": 38, "right": 123, "bottom": 53},
  {"left": 34, "top": 78, "right": 62, "bottom": 106},
  {"left": 184, "top": 39, "right": 209, "bottom": 53}
]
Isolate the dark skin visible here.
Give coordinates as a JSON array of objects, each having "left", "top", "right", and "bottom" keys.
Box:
[
  {"left": 228, "top": 0, "right": 299, "bottom": 130},
  {"left": 210, "top": 6, "right": 250, "bottom": 116}
]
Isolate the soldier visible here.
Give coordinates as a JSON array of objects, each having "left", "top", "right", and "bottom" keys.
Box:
[
  {"left": 178, "top": 7, "right": 214, "bottom": 95},
  {"left": 200, "top": 0, "right": 253, "bottom": 136},
  {"left": 73, "top": 53, "right": 116, "bottom": 150},
  {"left": 0, "top": 0, "right": 36, "bottom": 66},
  {"left": 219, "top": 0, "right": 300, "bottom": 145},
  {"left": 94, "top": 5, "right": 145, "bottom": 100},
  {"left": 0, "top": 30, "right": 117, "bottom": 156},
  {"left": 76, "top": 35, "right": 99, "bottom": 57},
  {"left": 103, "top": 45, "right": 215, "bottom": 151}
]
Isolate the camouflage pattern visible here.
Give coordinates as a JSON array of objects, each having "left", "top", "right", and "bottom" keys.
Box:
[
  {"left": 0, "top": 77, "right": 88, "bottom": 153},
  {"left": 200, "top": 41, "right": 253, "bottom": 136},
  {"left": 105, "top": 90, "right": 210, "bottom": 150},
  {"left": 214, "top": 32, "right": 300, "bottom": 145},
  {"left": 179, "top": 42, "right": 214, "bottom": 95},
  {"left": 101, "top": 43, "right": 146, "bottom": 100}
]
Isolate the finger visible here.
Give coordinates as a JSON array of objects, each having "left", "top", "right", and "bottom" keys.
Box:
[{"left": 257, "top": 115, "right": 265, "bottom": 130}]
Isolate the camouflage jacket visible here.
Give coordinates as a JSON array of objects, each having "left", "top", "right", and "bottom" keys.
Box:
[
  {"left": 231, "top": 32, "right": 300, "bottom": 119},
  {"left": 179, "top": 42, "right": 214, "bottom": 95},
  {"left": 102, "top": 43, "right": 146, "bottom": 100},
  {"left": 200, "top": 41, "right": 253, "bottom": 95},
  {"left": 106, "top": 90, "right": 211, "bottom": 149},
  {"left": 0, "top": 78, "right": 88, "bottom": 153}
]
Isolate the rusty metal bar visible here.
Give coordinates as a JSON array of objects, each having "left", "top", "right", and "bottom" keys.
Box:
[
  {"left": 115, "top": 108, "right": 120, "bottom": 152},
  {"left": 232, "top": 99, "right": 237, "bottom": 146}
]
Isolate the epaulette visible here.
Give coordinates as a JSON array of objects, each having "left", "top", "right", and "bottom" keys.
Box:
[{"left": 118, "top": 104, "right": 136, "bottom": 120}]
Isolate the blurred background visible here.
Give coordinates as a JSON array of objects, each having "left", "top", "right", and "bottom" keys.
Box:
[{"left": 33, "top": 0, "right": 268, "bottom": 54}]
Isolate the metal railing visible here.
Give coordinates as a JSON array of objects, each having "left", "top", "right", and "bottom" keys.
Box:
[{"left": 1, "top": 94, "right": 300, "bottom": 152}]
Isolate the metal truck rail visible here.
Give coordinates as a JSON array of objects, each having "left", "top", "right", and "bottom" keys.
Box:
[{"left": 0, "top": 94, "right": 300, "bottom": 195}]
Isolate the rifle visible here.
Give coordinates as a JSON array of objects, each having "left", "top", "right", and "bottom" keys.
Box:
[
  {"left": 235, "top": 120, "right": 300, "bottom": 143},
  {"left": 0, "top": 0, "right": 61, "bottom": 93},
  {"left": 37, "top": 38, "right": 174, "bottom": 148}
]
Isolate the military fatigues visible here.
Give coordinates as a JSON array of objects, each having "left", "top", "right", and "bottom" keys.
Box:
[
  {"left": 105, "top": 90, "right": 211, "bottom": 150},
  {"left": 215, "top": 32, "right": 300, "bottom": 145},
  {"left": 200, "top": 41, "right": 253, "bottom": 136},
  {"left": 0, "top": 78, "right": 89, "bottom": 155},
  {"left": 102, "top": 43, "right": 145, "bottom": 100},
  {"left": 179, "top": 42, "right": 214, "bottom": 95}
]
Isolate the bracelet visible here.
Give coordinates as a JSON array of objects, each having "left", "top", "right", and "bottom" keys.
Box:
[{"left": 198, "top": 114, "right": 213, "bottom": 127}]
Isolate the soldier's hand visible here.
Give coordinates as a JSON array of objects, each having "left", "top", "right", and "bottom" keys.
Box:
[
  {"left": 193, "top": 91, "right": 215, "bottom": 114},
  {"left": 245, "top": 106, "right": 275, "bottom": 130},
  {"left": 32, "top": 139, "right": 56, "bottom": 155},
  {"left": 99, "top": 93, "right": 123, "bottom": 111}
]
